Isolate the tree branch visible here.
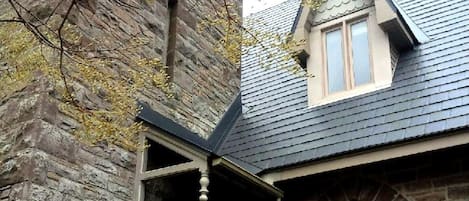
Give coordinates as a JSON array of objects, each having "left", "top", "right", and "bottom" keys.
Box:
[
  {"left": 57, "top": 0, "right": 77, "bottom": 103},
  {"left": 0, "top": 19, "right": 25, "bottom": 23}
]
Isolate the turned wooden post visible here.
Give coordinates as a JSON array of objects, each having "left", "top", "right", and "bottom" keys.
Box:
[{"left": 199, "top": 170, "right": 210, "bottom": 201}]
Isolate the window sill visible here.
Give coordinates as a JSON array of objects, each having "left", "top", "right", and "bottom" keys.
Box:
[{"left": 309, "top": 82, "right": 392, "bottom": 108}]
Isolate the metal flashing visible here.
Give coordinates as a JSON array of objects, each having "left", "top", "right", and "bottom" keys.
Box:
[
  {"left": 390, "top": 0, "right": 430, "bottom": 43},
  {"left": 137, "top": 93, "right": 242, "bottom": 153}
]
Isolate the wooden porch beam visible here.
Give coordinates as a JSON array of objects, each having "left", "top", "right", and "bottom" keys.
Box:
[{"left": 139, "top": 161, "right": 199, "bottom": 180}]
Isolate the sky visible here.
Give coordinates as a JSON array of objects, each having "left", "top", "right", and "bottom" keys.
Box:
[{"left": 243, "top": 0, "right": 289, "bottom": 16}]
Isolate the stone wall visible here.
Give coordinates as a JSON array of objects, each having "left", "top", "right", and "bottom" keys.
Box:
[
  {"left": 66, "top": 0, "right": 240, "bottom": 137},
  {"left": 0, "top": 0, "right": 240, "bottom": 200},
  {"left": 278, "top": 144, "right": 469, "bottom": 201},
  {"left": 0, "top": 79, "right": 136, "bottom": 200},
  {"left": 8, "top": 0, "right": 240, "bottom": 138},
  {"left": 134, "top": 0, "right": 240, "bottom": 137}
]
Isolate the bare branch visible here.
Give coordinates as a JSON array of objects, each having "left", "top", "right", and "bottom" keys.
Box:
[
  {"left": 57, "top": 0, "right": 77, "bottom": 102},
  {"left": 45, "top": 0, "right": 66, "bottom": 24},
  {"left": 0, "top": 19, "right": 25, "bottom": 23}
]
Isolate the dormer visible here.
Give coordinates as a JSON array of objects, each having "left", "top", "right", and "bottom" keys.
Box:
[{"left": 292, "top": 0, "right": 429, "bottom": 107}]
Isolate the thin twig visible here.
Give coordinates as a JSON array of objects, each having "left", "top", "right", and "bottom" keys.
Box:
[
  {"left": 57, "top": 0, "right": 77, "bottom": 102},
  {"left": 0, "top": 19, "right": 25, "bottom": 23},
  {"left": 45, "top": 0, "right": 66, "bottom": 24}
]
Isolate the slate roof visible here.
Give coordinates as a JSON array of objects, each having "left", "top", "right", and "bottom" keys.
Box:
[{"left": 217, "top": 0, "right": 469, "bottom": 172}]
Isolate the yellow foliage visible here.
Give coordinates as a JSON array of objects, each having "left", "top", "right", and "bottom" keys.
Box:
[
  {"left": 197, "top": 0, "right": 324, "bottom": 76},
  {"left": 0, "top": 18, "right": 171, "bottom": 151},
  {"left": 0, "top": 23, "right": 48, "bottom": 98},
  {"left": 302, "top": 0, "right": 326, "bottom": 9}
]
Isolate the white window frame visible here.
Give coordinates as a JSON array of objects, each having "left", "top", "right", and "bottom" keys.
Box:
[{"left": 322, "top": 15, "right": 374, "bottom": 97}]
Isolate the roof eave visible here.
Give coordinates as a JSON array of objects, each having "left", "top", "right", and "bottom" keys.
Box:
[{"left": 260, "top": 127, "right": 469, "bottom": 183}]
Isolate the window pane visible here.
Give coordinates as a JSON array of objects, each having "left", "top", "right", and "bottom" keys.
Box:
[
  {"left": 351, "top": 21, "right": 371, "bottom": 86},
  {"left": 326, "top": 29, "right": 345, "bottom": 93}
]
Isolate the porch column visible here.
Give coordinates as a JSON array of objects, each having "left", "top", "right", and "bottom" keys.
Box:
[{"left": 199, "top": 170, "right": 210, "bottom": 201}]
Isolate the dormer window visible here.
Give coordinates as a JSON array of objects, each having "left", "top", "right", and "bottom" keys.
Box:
[
  {"left": 291, "top": 0, "right": 428, "bottom": 107},
  {"left": 306, "top": 9, "right": 390, "bottom": 106},
  {"left": 324, "top": 18, "right": 372, "bottom": 95}
]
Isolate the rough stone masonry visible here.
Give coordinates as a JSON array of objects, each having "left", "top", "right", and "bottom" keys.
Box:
[{"left": 0, "top": 0, "right": 240, "bottom": 200}]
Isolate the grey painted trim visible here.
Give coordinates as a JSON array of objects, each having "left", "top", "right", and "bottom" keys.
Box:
[
  {"left": 212, "top": 157, "right": 284, "bottom": 198},
  {"left": 139, "top": 161, "right": 199, "bottom": 180},
  {"left": 225, "top": 155, "right": 263, "bottom": 175},
  {"left": 210, "top": 94, "right": 243, "bottom": 152},
  {"left": 138, "top": 102, "right": 212, "bottom": 152},
  {"left": 137, "top": 93, "right": 242, "bottom": 154},
  {"left": 290, "top": 4, "right": 304, "bottom": 34},
  {"left": 384, "top": 0, "right": 429, "bottom": 44}
]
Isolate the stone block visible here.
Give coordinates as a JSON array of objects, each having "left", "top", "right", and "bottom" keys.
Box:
[
  {"left": 449, "top": 185, "right": 469, "bottom": 200},
  {"left": 81, "top": 165, "right": 108, "bottom": 190},
  {"left": 46, "top": 156, "right": 81, "bottom": 182},
  {"left": 95, "top": 159, "right": 118, "bottom": 175},
  {"left": 433, "top": 173, "right": 469, "bottom": 188},
  {"left": 179, "top": 8, "right": 197, "bottom": 29},
  {"left": 0, "top": 149, "right": 47, "bottom": 186},
  {"left": 0, "top": 185, "right": 10, "bottom": 199},
  {"left": 5, "top": 182, "right": 31, "bottom": 200},
  {"left": 30, "top": 184, "right": 63, "bottom": 201},
  {"left": 56, "top": 177, "right": 83, "bottom": 199},
  {"left": 0, "top": 94, "right": 40, "bottom": 129},
  {"left": 109, "top": 146, "right": 135, "bottom": 169},
  {"left": 414, "top": 191, "right": 446, "bottom": 201},
  {"left": 107, "top": 181, "right": 131, "bottom": 199},
  {"left": 0, "top": 121, "right": 30, "bottom": 156},
  {"left": 376, "top": 184, "right": 400, "bottom": 201},
  {"left": 396, "top": 180, "right": 433, "bottom": 194},
  {"left": 35, "top": 121, "right": 79, "bottom": 163}
]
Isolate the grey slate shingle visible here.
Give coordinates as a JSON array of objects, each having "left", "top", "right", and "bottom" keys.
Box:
[{"left": 218, "top": 0, "right": 469, "bottom": 171}]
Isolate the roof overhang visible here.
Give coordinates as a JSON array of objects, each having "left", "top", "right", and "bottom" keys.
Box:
[
  {"left": 137, "top": 93, "right": 242, "bottom": 154},
  {"left": 212, "top": 157, "right": 284, "bottom": 199},
  {"left": 261, "top": 128, "right": 469, "bottom": 184},
  {"left": 376, "top": 0, "right": 415, "bottom": 50},
  {"left": 375, "top": 0, "right": 429, "bottom": 50},
  {"left": 291, "top": 5, "right": 312, "bottom": 69}
]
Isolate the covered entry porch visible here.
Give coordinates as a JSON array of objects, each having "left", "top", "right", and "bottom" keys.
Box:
[{"left": 134, "top": 131, "right": 283, "bottom": 201}]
